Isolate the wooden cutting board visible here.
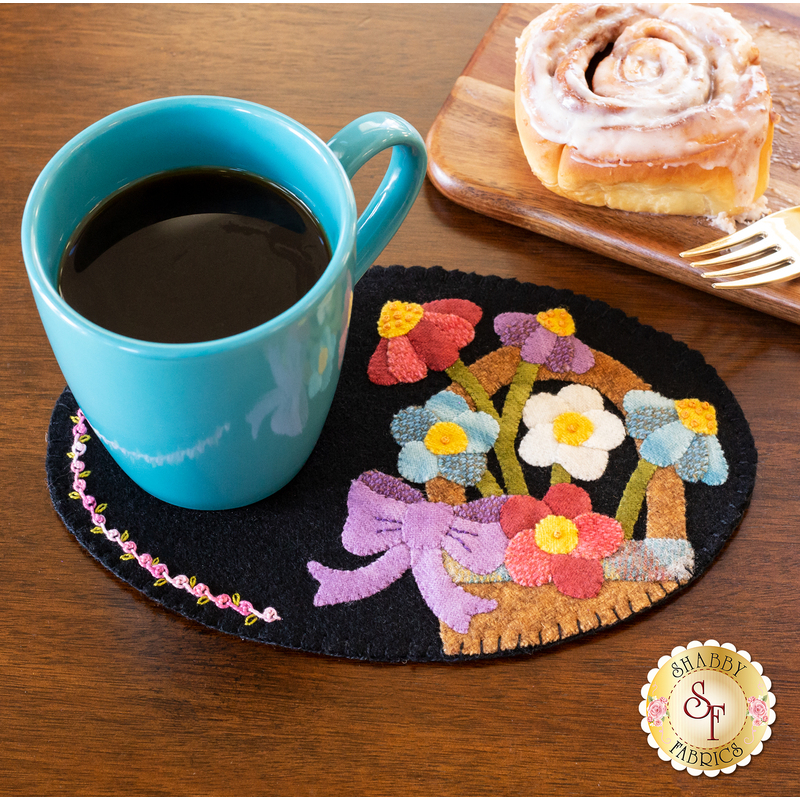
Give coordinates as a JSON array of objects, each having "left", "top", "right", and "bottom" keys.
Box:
[{"left": 426, "top": 3, "right": 800, "bottom": 325}]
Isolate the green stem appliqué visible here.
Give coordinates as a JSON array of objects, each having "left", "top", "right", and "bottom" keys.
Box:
[
  {"left": 616, "top": 458, "right": 659, "bottom": 538},
  {"left": 446, "top": 359, "right": 499, "bottom": 421},
  {"left": 550, "top": 463, "right": 572, "bottom": 485},
  {"left": 447, "top": 358, "right": 539, "bottom": 498},
  {"left": 446, "top": 359, "right": 503, "bottom": 498},
  {"left": 493, "top": 361, "right": 540, "bottom": 496},
  {"left": 477, "top": 470, "right": 504, "bottom": 497}
]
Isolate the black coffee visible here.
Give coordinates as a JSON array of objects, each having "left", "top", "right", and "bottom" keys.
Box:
[{"left": 58, "top": 167, "right": 331, "bottom": 343}]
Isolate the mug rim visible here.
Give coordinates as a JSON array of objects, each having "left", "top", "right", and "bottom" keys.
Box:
[{"left": 21, "top": 94, "right": 357, "bottom": 358}]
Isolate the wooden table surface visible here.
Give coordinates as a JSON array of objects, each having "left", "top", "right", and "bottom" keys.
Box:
[{"left": 1, "top": 4, "right": 797, "bottom": 796}]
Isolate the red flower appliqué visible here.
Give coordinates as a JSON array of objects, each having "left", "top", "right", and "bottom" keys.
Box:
[
  {"left": 367, "top": 298, "right": 482, "bottom": 385},
  {"left": 501, "top": 484, "right": 624, "bottom": 598}
]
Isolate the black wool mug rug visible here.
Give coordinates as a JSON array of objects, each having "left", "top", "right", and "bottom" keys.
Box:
[{"left": 46, "top": 265, "right": 757, "bottom": 662}]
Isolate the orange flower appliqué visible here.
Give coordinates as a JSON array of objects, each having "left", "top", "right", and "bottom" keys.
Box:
[{"left": 368, "top": 298, "right": 482, "bottom": 385}]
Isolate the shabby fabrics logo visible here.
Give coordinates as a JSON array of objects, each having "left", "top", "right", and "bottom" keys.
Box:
[{"left": 640, "top": 640, "right": 776, "bottom": 776}]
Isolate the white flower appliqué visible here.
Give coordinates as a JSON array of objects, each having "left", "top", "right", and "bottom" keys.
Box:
[{"left": 519, "top": 384, "right": 625, "bottom": 481}]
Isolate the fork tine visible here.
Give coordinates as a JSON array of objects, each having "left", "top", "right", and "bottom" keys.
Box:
[
  {"left": 689, "top": 238, "right": 778, "bottom": 269},
  {"left": 701, "top": 251, "right": 790, "bottom": 278},
  {"left": 710, "top": 259, "right": 800, "bottom": 288},
  {"left": 680, "top": 228, "right": 765, "bottom": 259}
]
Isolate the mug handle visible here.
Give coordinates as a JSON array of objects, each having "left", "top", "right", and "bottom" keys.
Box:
[{"left": 327, "top": 112, "right": 427, "bottom": 282}]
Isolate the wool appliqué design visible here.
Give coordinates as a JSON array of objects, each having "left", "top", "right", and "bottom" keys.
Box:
[
  {"left": 308, "top": 301, "right": 729, "bottom": 655},
  {"left": 45, "top": 266, "right": 756, "bottom": 661}
]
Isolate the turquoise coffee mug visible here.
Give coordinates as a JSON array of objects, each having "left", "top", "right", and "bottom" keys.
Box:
[{"left": 22, "top": 96, "right": 426, "bottom": 509}]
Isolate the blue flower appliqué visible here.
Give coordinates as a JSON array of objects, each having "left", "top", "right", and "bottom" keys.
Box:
[
  {"left": 623, "top": 390, "right": 728, "bottom": 485},
  {"left": 391, "top": 391, "right": 500, "bottom": 487}
]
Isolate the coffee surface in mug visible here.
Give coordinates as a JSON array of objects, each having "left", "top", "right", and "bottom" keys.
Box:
[{"left": 58, "top": 167, "right": 331, "bottom": 343}]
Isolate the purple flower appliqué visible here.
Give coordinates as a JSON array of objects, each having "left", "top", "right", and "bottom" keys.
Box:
[
  {"left": 494, "top": 308, "right": 594, "bottom": 374},
  {"left": 306, "top": 471, "right": 508, "bottom": 633}
]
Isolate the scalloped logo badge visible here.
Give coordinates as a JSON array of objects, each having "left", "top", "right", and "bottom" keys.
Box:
[{"left": 640, "top": 640, "right": 776, "bottom": 776}]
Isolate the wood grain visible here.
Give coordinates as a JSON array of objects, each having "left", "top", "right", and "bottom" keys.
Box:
[
  {"left": 1, "top": 4, "right": 799, "bottom": 797},
  {"left": 427, "top": 3, "right": 800, "bottom": 324}
]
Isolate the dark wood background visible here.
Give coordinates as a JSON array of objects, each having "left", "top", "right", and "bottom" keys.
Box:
[{"left": 1, "top": 4, "right": 796, "bottom": 796}]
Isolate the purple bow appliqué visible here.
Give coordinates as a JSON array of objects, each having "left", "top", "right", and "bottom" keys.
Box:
[{"left": 307, "top": 473, "right": 508, "bottom": 633}]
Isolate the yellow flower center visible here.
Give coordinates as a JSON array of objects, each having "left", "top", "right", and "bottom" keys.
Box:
[
  {"left": 424, "top": 421, "right": 469, "bottom": 455},
  {"left": 377, "top": 300, "right": 424, "bottom": 339},
  {"left": 674, "top": 398, "right": 718, "bottom": 435},
  {"left": 534, "top": 515, "right": 579, "bottom": 555},
  {"left": 317, "top": 346, "right": 329, "bottom": 375},
  {"left": 552, "top": 411, "right": 594, "bottom": 446},
  {"left": 536, "top": 307, "right": 576, "bottom": 337}
]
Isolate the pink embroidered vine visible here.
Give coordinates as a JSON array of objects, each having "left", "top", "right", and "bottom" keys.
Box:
[{"left": 67, "top": 411, "right": 280, "bottom": 626}]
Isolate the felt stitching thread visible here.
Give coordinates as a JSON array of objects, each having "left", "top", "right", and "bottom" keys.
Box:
[{"left": 67, "top": 411, "right": 280, "bottom": 626}]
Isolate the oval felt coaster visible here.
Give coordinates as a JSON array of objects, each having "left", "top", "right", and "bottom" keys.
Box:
[{"left": 46, "top": 265, "right": 757, "bottom": 662}]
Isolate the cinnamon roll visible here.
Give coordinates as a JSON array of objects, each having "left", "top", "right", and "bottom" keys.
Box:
[{"left": 514, "top": 3, "right": 776, "bottom": 216}]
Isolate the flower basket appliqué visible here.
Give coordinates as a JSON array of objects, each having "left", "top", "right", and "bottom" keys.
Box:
[{"left": 307, "top": 299, "right": 728, "bottom": 656}]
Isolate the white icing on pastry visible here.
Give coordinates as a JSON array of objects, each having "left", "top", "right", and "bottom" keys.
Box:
[{"left": 516, "top": 3, "right": 772, "bottom": 208}]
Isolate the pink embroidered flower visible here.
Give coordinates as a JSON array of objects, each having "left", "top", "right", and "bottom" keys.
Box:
[
  {"left": 748, "top": 696, "right": 769, "bottom": 726},
  {"left": 494, "top": 308, "right": 594, "bottom": 374},
  {"left": 368, "top": 299, "right": 482, "bottom": 385},
  {"left": 647, "top": 697, "right": 668, "bottom": 727},
  {"left": 501, "top": 484, "right": 624, "bottom": 598}
]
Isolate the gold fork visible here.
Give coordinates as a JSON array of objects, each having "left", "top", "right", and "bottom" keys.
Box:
[{"left": 680, "top": 205, "right": 800, "bottom": 289}]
